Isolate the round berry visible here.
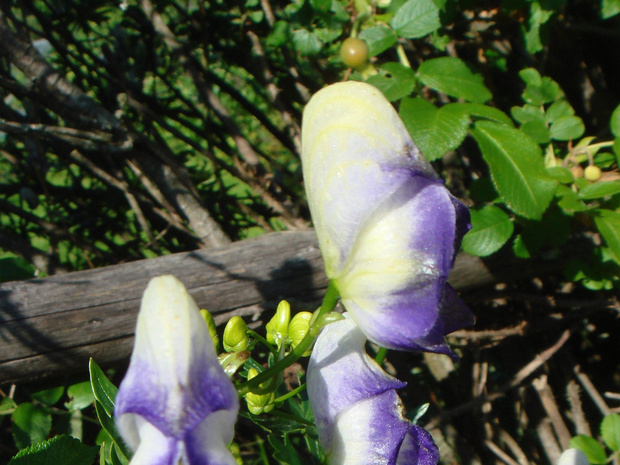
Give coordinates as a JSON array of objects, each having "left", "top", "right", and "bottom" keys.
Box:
[
  {"left": 570, "top": 165, "right": 584, "bottom": 179},
  {"left": 340, "top": 37, "right": 369, "bottom": 69},
  {"left": 584, "top": 165, "right": 602, "bottom": 182}
]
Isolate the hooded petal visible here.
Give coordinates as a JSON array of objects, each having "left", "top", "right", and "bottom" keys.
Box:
[
  {"left": 307, "top": 318, "right": 439, "bottom": 465},
  {"left": 115, "top": 275, "right": 239, "bottom": 465},
  {"left": 301, "top": 81, "right": 472, "bottom": 353}
]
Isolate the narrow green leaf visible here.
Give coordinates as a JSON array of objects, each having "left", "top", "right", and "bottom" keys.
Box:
[
  {"left": 366, "top": 62, "right": 416, "bottom": 101},
  {"left": 89, "top": 358, "right": 118, "bottom": 418},
  {"left": 550, "top": 115, "right": 585, "bottom": 141},
  {"left": 417, "top": 57, "right": 492, "bottom": 103},
  {"left": 8, "top": 435, "right": 98, "bottom": 465},
  {"left": 461, "top": 205, "right": 514, "bottom": 257},
  {"left": 11, "top": 403, "right": 52, "bottom": 449},
  {"left": 358, "top": 25, "right": 398, "bottom": 56},
  {"left": 389, "top": 0, "right": 440, "bottom": 39},
  {"left": 593, "top": 210, "right": 620, "bottom": 264},
  {"left": 472, "top": 121, "right": 557, "bottom": 219},
  {"left": 579, "top": 181, "right": 620, "bottom": 200},
  {"left": 94, "top": 401, "right": 130, "bottom": 462},
  {"left": 399, "top": 98, "right": 469, "bottom": 161},
  {"left": 569, "top": 435, "right": 607, "bottom": 464},
  {"left": 611, "top": 103, "right": 620, "bottom": 137},
  {"left": 601, "top": 413, "right": 620, "bottom": 451}
]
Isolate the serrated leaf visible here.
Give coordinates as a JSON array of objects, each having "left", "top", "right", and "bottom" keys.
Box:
[
  {"left": 31, "top": 387, "right": 64, "bottom": 407},
  {"left": 292, "top": 29, "right": 323, "bottom": 56},
  {"left": 546, "top": 100, "right": 574, "bottom": 123},
  {"left": 522, "top": 119, "right": 551, "bottom": 143},
  {"left": 453, "top": 103, "right": 513, "bottom": 125},
  {"left": 89, "top": 359, "right": 117, "bottom": 418},
  {"left": 8, "top": 435, "right": 98, "bottom": 465},
  {"left": 601, "top": 413, "right": 620, "bottom": 451},
  {"left": 546, "top": 166, "right": 574, "bottom": 184},
  {"left": 366, "top": 62, "right": 416, "bottom": 101},
  {"left": 569, "top": 435, "right": 607, "bottom": 464},
  {"left": 593, "top": 210, "right": 620, "bottom": 265},
  {"left": 358, "top": 24, "right": 398, "bottom": 56},
  {"left": 399, "top": 97, "right": 469, "bottom": 161},
  {"left": 462, "top": 206, "right": 514, "bottom": 256},
  {"left": 389, "top": 0, "right": 440, "bottom": 39},
  {"left": 550, "top": 115, "right": 585, "bottom": 141},
  {"left": 66, "top": 382, "right": 95, "bottom": 411},
  {"left": 579, "top": 181, "right": 620, "bottom": 200},
  {"left": 511, "top": 104, "right": 545, "bottom": 124},
  {"left": 472, "top": 121, "right": 557, "bottom": 219},
  {"left": 11, "top": 403, "right": 52, "bottom": 449},
  {"left": 417, "top": 57, "right": 491, "bottom": 103}
]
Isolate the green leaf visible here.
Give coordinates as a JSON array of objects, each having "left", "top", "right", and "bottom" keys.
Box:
[
  {"left": 569, "top": 435, "right": 607, "bottom": 464},
  {"left": 470, "top": 177, "right": 499, "bottom": 203},
  {"left": 601, "top": 413, "right": 620, "bottom": 451},
  {"left": 611, "top": 103, "right": 620, "bottom": 137},
  {"left": 453, "top": 103, "right": 513, "bottom": 126},
  {"left": 266, "top": 21, "right": 291, "bottom": 48},
  {"left": 461, "top": 205, "right": 514, "bottom": 257},
  {"left": 268, "top": 436, "right": 302, "bottom": 465},
  {"left": 8, "top": 435, "right": 98, "bottom": 465},
  {"left": 519, "top": 68, "right": 542, "bottom": 87},
  {"left": 417, "top": 57, "right": 492, "bottom": 103},
  {"left": 89, "top": 359, "right": 118, "bottom": 418},
  {"left": 94, "top": 402, "right": 130, "bottom": 462},
  {"left": 66, "top": 382, "right": 95, "bottom": 411},
  {"left": 546, "top": 166, "right": 574, "bottom": 184},
  {"left": 602, "top": 0, "right": 620, "bottom": 18},
  {"left": 292, "top": 29, "right": 323, "bottom": 56},
  {"left": 593, "top": 210, "right": 620, "bottom": 265},
  {"left": 614, "top": 137, "right": 620, "bottom": 168},
  {"left": 549, "top": 115, "right": 585, "bottom": 141},
  {"left": 521, "top": 119, "right": 551, "bottom": 144},
  {"left": 520, "top": 69, "right": 563, "bottom": 105},
  {"left": 389, "top": 0, "right": 440, "bottom": 39},
  {"left": 366, "top": 62, "right": 416, "bottom": 101},
  {"left": 1, "top": 397, "right": 18, "bottom": 416},
  {"left": 546, "top": 100, "right": 574, "bottom": 123},
  {"left": 399, "top": 98, "right": 469, "bottom": 161},
  {"left": 579, "top": 181, "right": 620, "bottom": 200},
  {"left": 358, "top": 25, "right": 398, "bottom": 56},
  {"left": 472, "top": 121, "right": 557, "bottom": 219},
  {"left": 12, "top": 403, "right": 52, "bottom": 449},
  {"left": 511, "top": 104, "right": 545, "bottom": 124},
  {"left": 523, "top": 2, "right": 553, "bottom": 54},
  {"left": 31, "top": 387, "right": 64, "bottom": 407}
]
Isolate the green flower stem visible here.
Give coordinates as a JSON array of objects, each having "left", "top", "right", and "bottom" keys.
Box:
[
  {"left": 274, "top": 383, "right": 306, "bottom": 405},
  {"left": 375, "top": 347, "right": 388, "bottom": 365},
  {"left": 247, "top": 329, "right": 278, "bottom": 355},
  {"left": 396, "top": 44, "right": 412, "bottom": 68},
  {"left": 237, "top": 281, "right": 340, "bottom": 397}
]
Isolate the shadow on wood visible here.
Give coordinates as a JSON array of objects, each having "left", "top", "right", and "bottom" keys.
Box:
[{"left": 0, "top": 229, "right": 557, "bottom": 385}]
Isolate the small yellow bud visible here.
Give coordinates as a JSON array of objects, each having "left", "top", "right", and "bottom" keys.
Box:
[
  {"left": 584, "top": 165, "right": 601, "bottom": 181},
  {"left": 266, "top": 300, "right": 291, "bottom": 347},
  {"left": 288, "top": 311, "right": 313, "bottom": 356},
  {"left": 200, "top": 309, "right": 220, "bottom": 352},
  {"left": 223, "top": 316, "right": 249, "bottom": 352},
  {"left": 245, "top": 368, "right": 275, "bottom": 415}
]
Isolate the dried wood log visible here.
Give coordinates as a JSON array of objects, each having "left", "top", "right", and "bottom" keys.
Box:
[{"left": 0, "top": 229, "right": 557, "bottom": 385}]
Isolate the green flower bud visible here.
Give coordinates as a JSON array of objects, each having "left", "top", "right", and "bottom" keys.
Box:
[
  {"left": 223, "top": 316, "right": 249, "bottom": 352},
  {"left": 200, "top": 309, "right": 220, "bottom": 352},
  {"left": 288, "top": 311, "right": 313, "bottom": 356},
  {"left": 245, "top": 368, "right": 275, "bottom": 415},
  {"left": 266, "top": 300, "right": 291, "bottom": 347}
]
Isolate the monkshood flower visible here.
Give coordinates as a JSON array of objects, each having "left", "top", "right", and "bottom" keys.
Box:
[
  {"left": 115, "top": 275, "right": 239, "bottom": 465},
  {"left": 307, "top": 316, "right": 439, "bottom": 465},
  {"left": 301, "top": 81, "right": 473, "bottom": 355}
]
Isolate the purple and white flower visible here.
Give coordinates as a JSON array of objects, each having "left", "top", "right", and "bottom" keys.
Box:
[
  {"left": 115, "top": 275, "right": 239, "bottom": 465},
  {"left": 307, "top": 316, "right": 439, "bottom": 465},
  {"left": 301, "top": 81, "right": 473, "bottom": 355}
]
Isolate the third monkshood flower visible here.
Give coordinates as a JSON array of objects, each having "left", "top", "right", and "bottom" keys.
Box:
[
  {"left": 115, "top": 275, "right": 239, "bottom": 465},
  {"left": 307, "top": 316, "right": 439, "bottom": 465},
  {"left": 301, "top": 81, "right": 473, "bottom": 355}
]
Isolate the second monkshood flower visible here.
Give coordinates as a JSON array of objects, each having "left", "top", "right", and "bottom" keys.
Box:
[
  {"left": 307, "top": 316, "right": 439, "bottom": 465},
  {"left": 301, "top": 81, "right": 473, "bottom": 355},
  {"left": 115, "top": 275, "right": 239, "bottom": 465}
]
